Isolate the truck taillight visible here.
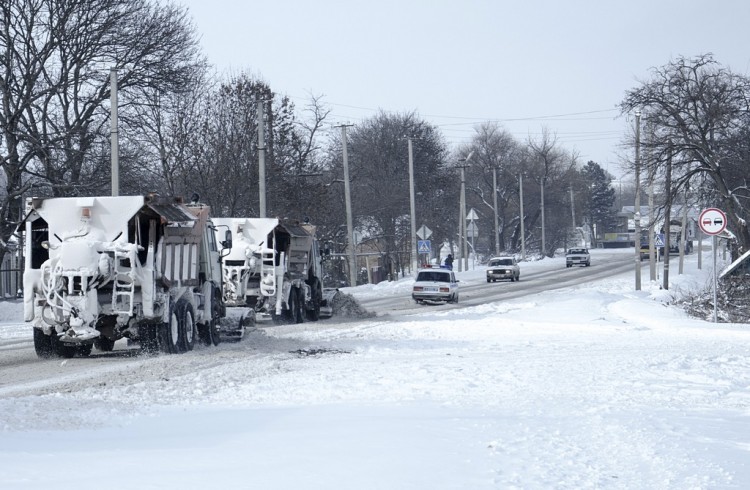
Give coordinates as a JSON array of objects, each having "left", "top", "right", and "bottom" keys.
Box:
[
  {"left": 439, "top": 287, "right": 449, "bottom": 292},
  {"left": 413, "top": 286, "right": 423, "bottom": 291},
  {"left": 81, "top": 207, "right": 91, "bottom": 219}
]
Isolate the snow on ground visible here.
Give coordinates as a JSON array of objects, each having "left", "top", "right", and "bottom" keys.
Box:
[{"left": 1, "top": 248, "right": 749, "bottom": 489}]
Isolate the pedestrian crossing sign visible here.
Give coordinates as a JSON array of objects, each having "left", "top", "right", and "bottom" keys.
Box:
[{"left": 418, "top": 240, "right": 431, "bottom": 254}]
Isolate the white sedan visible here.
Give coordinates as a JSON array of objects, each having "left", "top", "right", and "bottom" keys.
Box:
[{"left": 412, "top": 267, "right": 459, "bottom": 304}]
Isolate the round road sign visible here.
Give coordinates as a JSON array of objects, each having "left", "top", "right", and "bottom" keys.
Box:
[{"left": 698, "top": 208, "right": 727, "bottom": 235}]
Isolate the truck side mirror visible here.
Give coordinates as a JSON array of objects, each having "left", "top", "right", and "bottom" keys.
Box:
[{"left": 222, "top": 230, "right": 232, "bottom": 250}]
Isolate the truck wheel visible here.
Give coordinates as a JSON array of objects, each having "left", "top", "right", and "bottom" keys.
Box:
[
  {"left": 306, "top": 280, "right": 322, "bottom": 321},
  {"left": 33, "top": 328, "right": 54, "bottom": 358},
  {"left": 486, "top": 278, "right": 491, "bottom": 283},
  {"left": 294, "top": 287, "right": 305, "bottom": 324},
  {"left": 510, "top": 276, "right": 515, "bottom": 282},
  {"left": 159, "top": 300, "right": 181, "bottom": 354},
  {"left": 94, "top": 337, "right": 116, "bottom": 352},
  {"left": 179, "top": 301, "right": 196, "bottom": 353},
  {"left": 140, "top": 324, "right": 159, "bottom": 353},
  {"left": 210, "top": 289, "right": 223, "bottom": 346},
  {"left": 199, "top": 315, "right": 220, "bottom": 347},
  {"left": 50, "top": 330, "right": 76, "bottom": 358},
  {"left": 200, "top": 287, "right": 222, "bottom": 347},
  {"left": 77, "top": 344, "right": 93, "bottom": 357},
  {"left": 282, "top": 289, "right": 297, "bottom": 324}
]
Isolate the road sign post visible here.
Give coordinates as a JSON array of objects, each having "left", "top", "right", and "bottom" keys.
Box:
[
  {"left": 698, "top": 208, "right": 727, "bottom": 323},
  {"left": 417, "top": 240, "right": 431, "bottom": 267}
]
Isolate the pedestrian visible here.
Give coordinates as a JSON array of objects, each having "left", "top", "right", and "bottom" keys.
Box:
[{"left": 444, "top": 254, "right": 453, "bottom": 270}]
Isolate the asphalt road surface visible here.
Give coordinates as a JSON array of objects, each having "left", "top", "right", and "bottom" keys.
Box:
[
  {"left": 356, "top": 250, "right": 637, "bottom": 316},
  {"left": 0, "top": 249, "right": 638, "bottom": 397}
]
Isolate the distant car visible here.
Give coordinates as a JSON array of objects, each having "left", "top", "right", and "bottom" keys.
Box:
[
  {"left": 566, "top": 248, "right": 591, "bottom": 267},
  {"left": 412, "top": 267, "right": 459, "bottom": 304},
  {"left": 486, "top": 256, "right": 520, "bottom": 282}
]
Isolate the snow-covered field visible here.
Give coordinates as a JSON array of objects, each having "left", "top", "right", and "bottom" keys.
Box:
[{"left": 1, "top": 248, "right": 749, "bottom": 489}]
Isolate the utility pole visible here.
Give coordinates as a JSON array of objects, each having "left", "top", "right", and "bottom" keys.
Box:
[
  {"left": 336, "top": 124, "right": 357, "bottom": 288},
  {"left": 459, "top": 165, "right": 467, "bottom": 272},
  {"left": 569, "top": 184, "right": 576, "bottom": 246},
  {"left": 407, "top": 137, "right": 418, "bottom": 272},
  {"left": 540, "top": 177, "right": 546, "bottom": 256},
  {"left": 457, "top": 152, "right": 473, "bottom": 272},
  {"left": 634, "top": 110, "right": 642, "bottom": 291},
  {"left": 257, "top": 96, "right": 267, "bottom": 218},
  {"left": 493, "top": 166, "right": 499, "bottom": 256},
  {"left": 110, "top": 68, "right": 119, "bottom": 197},
  {"left": 519, "top": 173, "right": 526, "bottom": 260}
]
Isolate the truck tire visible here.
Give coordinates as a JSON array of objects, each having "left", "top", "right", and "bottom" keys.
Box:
[
  {"left": 306, "top": 279, "right": 322, "bottom": 321},
  {"left": 94, "top": 337, "right": 116, "bottom": 352},
  {"left": 282, "top": 288, "right": 297, "bottom": 324},
  {"left": 49, "top": 329, "right": 77, "bottom": 358},
  {"left": 159, "top": 300, "right": 181, "bottom": 354},
  {"left": 179, "top": 301, "right": 196, "bottom": 353},
  {"left": 200, "top": 287, "right": 221, "bottom": 347},
  {"left": 33, "top": 328, "right": 54, "bottom": 358},
  {"left": 294, "top": 287, "right": 305, "bottom": 324},
  {"left": 77, "top": 344, "right": 93, "bottom": 357},
  {"left": 140, "top": 323, "right": 159, "bottom": 353}
]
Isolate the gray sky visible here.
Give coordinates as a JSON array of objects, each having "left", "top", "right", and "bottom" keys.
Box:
[{"left": 178, "top": 0, "right": 750, "bottom": 178}]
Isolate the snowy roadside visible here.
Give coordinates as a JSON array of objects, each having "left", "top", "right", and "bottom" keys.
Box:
[{"left": 1, "top": 248, "right": 749, "bottom": 489}]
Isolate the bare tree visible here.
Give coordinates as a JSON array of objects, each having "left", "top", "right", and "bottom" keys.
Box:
[
  {"left": 457, "top": 122, "right": 525, "bottom": 254},
  {"left": 620, "top": 54, "right": 750, "bottom": 255},
  {"left": 335, "top": 111, "right": 450, "bottom": 278},
  {"left": 0, "top": 0, "right": 203, "bottom": 265},
  {"left": 179, "top": 73, "right": 331, "bottom": 221},
  {"left": 527, "top": 128, "right": 578, "bottom": 257}
]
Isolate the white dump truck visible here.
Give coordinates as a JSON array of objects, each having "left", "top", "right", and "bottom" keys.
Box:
[
  {"left": 212, "top": 218, "right": 324, "bottom": 338},
  {"left": 22, "top": 195, "right": 230, "bottom": 358}
]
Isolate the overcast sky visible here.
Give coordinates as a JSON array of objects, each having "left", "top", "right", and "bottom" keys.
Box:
[{"left": 177, "top": 0, "right": 750, "bottom": 179}]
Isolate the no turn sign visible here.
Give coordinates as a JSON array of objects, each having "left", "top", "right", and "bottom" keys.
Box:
[{"left": 698, "top": 208, "right": 727, "bottom": 235}]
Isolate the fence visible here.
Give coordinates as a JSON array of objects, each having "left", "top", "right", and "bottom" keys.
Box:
[
  {"left": 0, "top": 247, "right": 23, "bottom": 299},
  {"left": 0, "top": 267, "right": 22, "bottom": 299}
]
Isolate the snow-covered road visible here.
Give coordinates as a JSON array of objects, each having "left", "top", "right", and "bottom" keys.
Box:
[{"left": 1, "top": 249, "right": 749, "bottom": 489}]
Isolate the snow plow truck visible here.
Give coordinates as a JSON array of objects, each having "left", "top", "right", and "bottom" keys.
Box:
[
  {"left": 22, "top": 195, "right": 230, "bottom": 358},
  {"left": 212, "top": 218, "right": 324, "bottom": 339}
]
